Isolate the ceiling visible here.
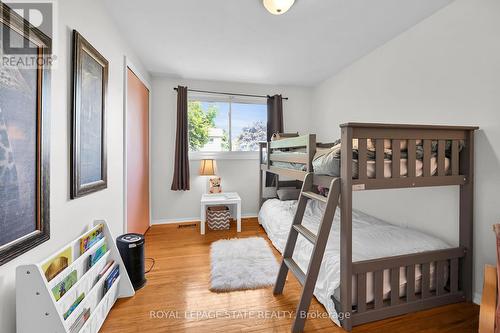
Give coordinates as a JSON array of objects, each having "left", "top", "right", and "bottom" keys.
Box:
[{"left": 103, "top": 0, "right": 453, "bottom": 86}]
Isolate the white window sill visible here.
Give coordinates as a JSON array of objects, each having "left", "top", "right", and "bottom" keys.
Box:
[{"left": 189, "top": 151, "right": 260, "bottom": 160}]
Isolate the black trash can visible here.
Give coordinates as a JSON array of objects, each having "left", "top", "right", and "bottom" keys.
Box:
[{"left": 116, "top": 233, "right": 146, "bottom": 290}]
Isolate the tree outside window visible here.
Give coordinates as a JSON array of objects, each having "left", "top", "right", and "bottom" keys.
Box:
[{"left": 188, "top": 98, "right": 266, "bottom": 152}]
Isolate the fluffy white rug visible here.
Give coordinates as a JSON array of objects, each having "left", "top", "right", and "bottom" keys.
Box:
[{"left": 210, "top": 237, "right": 279, "bottom": 292}]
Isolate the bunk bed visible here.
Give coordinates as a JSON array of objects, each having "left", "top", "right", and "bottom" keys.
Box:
[{"left": 258, "top": 123, "right": 477, "bottom": 332}]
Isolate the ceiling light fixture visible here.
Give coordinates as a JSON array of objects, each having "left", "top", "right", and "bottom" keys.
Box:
[{"left": 263, "top": 0, "right": 295, "bottom": 15}]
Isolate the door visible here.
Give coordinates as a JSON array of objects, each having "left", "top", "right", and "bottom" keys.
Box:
[{"left": 126, "top": 68, "right": 150, "bottom": 234}]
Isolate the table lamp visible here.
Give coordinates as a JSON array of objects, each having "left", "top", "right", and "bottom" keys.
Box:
[{"left": 199, "top": 159, "right": 221, "bottom": 193}]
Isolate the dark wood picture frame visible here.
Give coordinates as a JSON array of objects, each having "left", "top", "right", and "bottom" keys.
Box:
[
  {"left": 71, "top": 30, "right": 108, "bottom": 198},
  {"left": 0, "top": 3, "right": 51, "bottom": 266}
]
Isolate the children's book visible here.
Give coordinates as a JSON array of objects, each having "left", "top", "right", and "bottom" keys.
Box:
[
  {"left": 88, "top": 243, "right": 107, "bottom": 269},
  {"left": 51, "top": 270, "right": 78, "bottom": 301},
  {"left": 41, "top": 246, "right": 73, "bottom": 282},
  {"left": 63, "top": 293, "right": 85, "bottom": 320},
  {"left": 69, "top": 307, "right": 90, "bottom": 333},
  {"left": 79, "top": 224, "right": 104, "bottom": 255},
  {"left": 103, "top": 265, "right": 120, "bottom": 296},
  {"left": 95, "top": 260, "right": 114, "bottom": 285}
]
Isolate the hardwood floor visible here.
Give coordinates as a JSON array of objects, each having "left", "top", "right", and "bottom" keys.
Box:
[{"left": 101, "top": 218, "right": 479, "bottom": 333}]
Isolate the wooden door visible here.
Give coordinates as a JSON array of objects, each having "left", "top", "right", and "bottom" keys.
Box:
[{"left": 126, "top": 68, "right": 150, "bottom": 234}]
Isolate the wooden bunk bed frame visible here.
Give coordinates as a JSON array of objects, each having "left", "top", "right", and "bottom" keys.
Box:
[{"left": 258, "top": 123, "right": 478, "bottom": 332}]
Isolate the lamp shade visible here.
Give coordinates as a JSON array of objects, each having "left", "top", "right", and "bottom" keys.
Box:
[
  {"left": 263, "top": 0, "right": 295, "bottom": 15},
  {"left": 199, "top": 159, "right": 217, "bottom": 176}
]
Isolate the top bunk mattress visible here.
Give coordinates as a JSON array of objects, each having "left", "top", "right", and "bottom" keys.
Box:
[
  {"left": 258, "top": 198, "right": 451, "bottom": 325},
  {"left": 267, "top": 139, "right": 460, "bottom": 178}
]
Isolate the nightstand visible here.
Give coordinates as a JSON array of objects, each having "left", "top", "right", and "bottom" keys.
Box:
[{"left": 200, "top": 192, "right": 241, "bottom": 235}]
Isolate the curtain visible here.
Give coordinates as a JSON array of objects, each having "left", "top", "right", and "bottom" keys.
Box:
[
  {"left": 171, "top": 86, "right": 190, "bottom": 191},
  {"left": 267, "top": 94, "right": 284, "bottom": 141},
  {"left": 266, "top": 94, "right": 284, "bottom": 186}
]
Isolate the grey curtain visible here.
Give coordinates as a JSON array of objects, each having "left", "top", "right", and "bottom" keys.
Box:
[
  {"left": 266, "top": 94, "right": 284, "bottom": 186},
  {"left": 267, "top": 94, "right": 284, "bottom": 141},
  {"left": 171, "top": 86, "right": 190, "bottom": 191}
]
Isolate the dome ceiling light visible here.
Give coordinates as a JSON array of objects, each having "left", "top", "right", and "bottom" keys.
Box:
[{"left": 263, "top": 0, "right": 295, "bottom": 15}]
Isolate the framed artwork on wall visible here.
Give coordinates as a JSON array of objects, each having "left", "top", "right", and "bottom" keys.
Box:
[
  {"left": 0, "top": 3, "right": 51, "bottom": 265},
  {"left": 71, "top": 30, "right": 108, "bottom": 198}
]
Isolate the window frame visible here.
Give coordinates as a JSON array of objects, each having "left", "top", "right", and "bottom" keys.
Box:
[{"left": 187, "top": 93, "right": 266, "bottom": 160}]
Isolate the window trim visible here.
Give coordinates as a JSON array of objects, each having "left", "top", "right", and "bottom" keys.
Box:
[{"left": 188, "top": 94, "right": 267, "bottom": 156}]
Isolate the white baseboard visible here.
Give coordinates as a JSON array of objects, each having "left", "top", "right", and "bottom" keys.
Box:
[
  {"left": 152, "top": 213, "right": 258, "bottom": 225},
  {"left": 152, "top": 217, "right": 200, "bottom": 225}
]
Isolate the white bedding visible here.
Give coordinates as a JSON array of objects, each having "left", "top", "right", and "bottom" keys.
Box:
[{"left": 258, "top": 199, "right": 450, "bottom": 325}]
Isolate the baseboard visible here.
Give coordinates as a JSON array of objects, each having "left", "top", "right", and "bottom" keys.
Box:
[
  {"left": 152, "top": 217, "right": 200, "bottom": 225},
  {"left": 152, "top": 213, "right": 258, "bottom": 225}
]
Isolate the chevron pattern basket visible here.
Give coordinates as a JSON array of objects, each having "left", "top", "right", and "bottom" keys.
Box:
[{"left": 207, "top": 206, "right": 231, "bottom": 231}]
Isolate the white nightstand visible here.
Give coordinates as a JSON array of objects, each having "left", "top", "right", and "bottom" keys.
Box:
[{"left": 200, "top": 192, "right": 241, "bottom": 235}]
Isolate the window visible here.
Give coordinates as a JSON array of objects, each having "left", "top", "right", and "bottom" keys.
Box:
[{"left": 188, "top": 96, "right": 267, "bottom": 154}]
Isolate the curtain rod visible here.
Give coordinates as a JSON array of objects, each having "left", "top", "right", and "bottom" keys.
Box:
[{"left": 173, "top": 87, "right": 289, "bottom": 100}]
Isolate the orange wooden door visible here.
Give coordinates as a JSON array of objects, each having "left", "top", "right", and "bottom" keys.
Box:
[{"left": 126, "top": 68, "right": 150, "bottom": 234}]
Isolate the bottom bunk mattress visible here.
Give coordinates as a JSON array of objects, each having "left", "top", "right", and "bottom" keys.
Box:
[{"left": 258, "top": 198, "right": 451, "bottom": 325}]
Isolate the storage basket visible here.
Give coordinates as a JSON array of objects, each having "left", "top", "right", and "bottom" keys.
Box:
[{"left": 207, "top": 206, "right": 231, "bottom": 230}]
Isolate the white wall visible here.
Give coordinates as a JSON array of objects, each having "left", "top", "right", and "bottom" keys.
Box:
[
  {"left": 151, "top": 77, "right": 312, "bottom": 223},
  {"left": 311, "top": 0, "right": 500, "bottom": 302},
  {"left": 0, "top": 0, "right": 150, "bottom": 331}
]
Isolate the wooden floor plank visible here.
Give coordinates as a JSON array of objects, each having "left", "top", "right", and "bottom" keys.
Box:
[{"left": 101, "top": 218, "right": 478, "bottom": 333}]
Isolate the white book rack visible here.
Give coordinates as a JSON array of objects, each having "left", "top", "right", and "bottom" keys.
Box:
[{"left": 16, "top": 220, "right": 135, "bottom": 333}]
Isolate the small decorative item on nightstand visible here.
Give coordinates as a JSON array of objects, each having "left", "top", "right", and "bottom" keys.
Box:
[
  {"left": 199, "top": 159, "right": 221, "bottom": 193},
  {"left": 209, "top": 177, "right": 222, "bottom": 193}
]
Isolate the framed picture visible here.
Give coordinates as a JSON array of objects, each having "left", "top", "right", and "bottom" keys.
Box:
[
  {"left": 71, "top": 30, "right": 108, "bottom": 198},
  {"left": 0, "top": 3, "right": 51, "bottom": 265}
]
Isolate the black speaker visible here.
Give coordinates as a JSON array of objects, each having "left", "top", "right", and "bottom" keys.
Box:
[{"left": 116, "top": 233, "right": 146, "bottom": 290}]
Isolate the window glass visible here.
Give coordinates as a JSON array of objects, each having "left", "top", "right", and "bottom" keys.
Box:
[
  {"left": 188, "top": 101, "right": 229, "bottom": 152},
  {"left": 188, "top": 98, "right": 267, "bottom": 152},
  {"left": 231, "top": 102, "right": 267, "bottom": 151}
]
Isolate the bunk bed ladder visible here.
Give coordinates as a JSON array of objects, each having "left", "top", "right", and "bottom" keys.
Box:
[{"left": 273, "top": 173, "right": 341, "bottom": 333}]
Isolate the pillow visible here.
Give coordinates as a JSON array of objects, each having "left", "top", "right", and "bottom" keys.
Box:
[
  {"left": 262, "top": 187, "right": 277, "bottom": 199},
  {"left": 276, "top": 188, "right": 301, "bottom": 201}
]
